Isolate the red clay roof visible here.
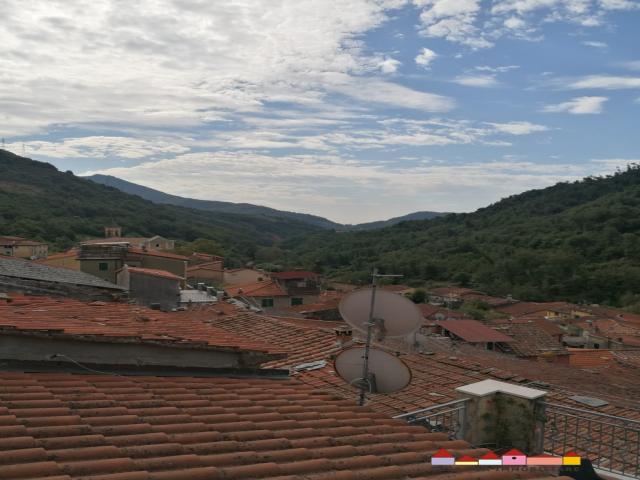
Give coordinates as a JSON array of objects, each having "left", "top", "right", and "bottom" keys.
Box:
[
  {"left": 568, "top": 348, "right": 615, "bottom": 368},
  {"left": 187, "top": 261, "right": 223, "bottom": 273},
  {"left": 270, "top": 270, "right": 319, "bottom": 280},
  {"left": 35, "top": 249, "right": 78, "bottom": 261},
  {"left": 0, "top": 295, "right": 280, "bottom": 355},
  {"left": 2, "top": 372, "right": 560, "bottom": 480},
  {"left": 226, "top": 280, "right": 288, "bottom": 298},
  {"left": 128, "top": 247, "right": 189, "bottom": 261},
  {"left": 0, "top": 235, "right": 46, "bottom": 246},
  {"left": 123, "top": 266, "right": 183, "bottom": 281},
  {"left": 436, "top": 320, "right": 515, "bottom": 343},
  {"left": 428, "top": 287, "right": 482, "bottom": 298},
  {"left": 490, "top": 322, "right": 567, "bottom": 357},
  {"left": 204, "top": 311, "right": 341, "bottom": 369}
]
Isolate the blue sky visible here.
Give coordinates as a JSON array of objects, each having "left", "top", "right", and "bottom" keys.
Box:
[{"left": 1, "top": 0, "right": 639, "bottom": 223}]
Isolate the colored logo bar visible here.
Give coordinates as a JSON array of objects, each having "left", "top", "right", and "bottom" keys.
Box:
[{"left": 430, "top": 448, "right": 581, "bottom": 466}]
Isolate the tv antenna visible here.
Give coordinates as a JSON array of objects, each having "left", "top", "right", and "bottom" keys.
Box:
[{"left": 336, "top": 268, "right": 423, "bottom": 405}]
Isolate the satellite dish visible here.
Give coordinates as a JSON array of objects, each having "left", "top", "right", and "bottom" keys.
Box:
[
  {"left": 339, "top": 288, "right": 423, "bottom": 338},
  {"left": 334, "top": 346, "right": 411, "bottom": 394}
]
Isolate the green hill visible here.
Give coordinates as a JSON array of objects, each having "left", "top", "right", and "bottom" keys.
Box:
[
  {"left": 0, "top": 149, "right": 320, "bottom": 264},
  {"left": 86, "top": 174, "right": 446, "bottom": 230},
  {"left": 280, "top": 165, "right": 640, "bottom": 307},
  {"left": 87, "top": 174, "right": 343, "bottom": 229}
]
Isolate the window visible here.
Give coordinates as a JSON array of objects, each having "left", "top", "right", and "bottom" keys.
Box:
[
  {"left": 261, "top": 298, "right": 274, "bottom": 308},
  {"left": 291, "top": 298, "right": 303, "bottom": 306},
  {"left": 98, "top": 262, "right": 109, "bottom": 271}
]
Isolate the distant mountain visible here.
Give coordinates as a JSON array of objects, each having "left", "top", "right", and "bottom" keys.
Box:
[
  {"left": 87, "top": 174, "right": 342, "bottom": 229},
  {"left": 86, "top": 174, "right": 447, "bottom": 230},
  {"left": 0, "top": 150, "right": 321, "bottom": 262},
  {"left": 343, "top": 211, "right": 447, "bottom": 231},
  {"left": 280, "top": 166, "right": 640, "bottom": 307}
]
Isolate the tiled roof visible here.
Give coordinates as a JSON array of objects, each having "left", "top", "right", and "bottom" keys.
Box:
[
  {"left": 205, "top": 309, "right": 640, "bottom": 414},
  {"left": 0, "top": 295, "right": 281, "bottom": 355},
  {"left": 187, "top": 261, "right": 223, "bottom": 273},
  {"left": 128, "top": 248, "right": 189, "bottom": 261},
  {"left": 436, "top": 320, "right": 515, "bottom": 343},
  {"left": 123, "top": 266, "right": 184, "bottom": 281},
  {"left": 568, "top": 348, "right": 615, "bottom": 368},
  {"left": 0, "top": 371, "right": 564, "bottom": 480},
  {"left": 204, "top": 311, "right": 341, "bottom": 369},
  {"left": 0, "top": 235, "right": 46, "bottom": 246},
  {"left": 490, "top": 322, "right": 567, "bottom": 357},
  {"left": 494, "top": 301, "right": 582, "bottom": 317},
  {"left": 428, "top": 287, "right": 482, "bottom": 298},
  {"left": 285, "top": 297, "right": 341, "bottom": 314},
  {"left": 270, "top": 270, "right": 319, "bottom": 280},
  {"left": 460, "top": 293, "right": 514, "bottom": 307},
  {"left": 35, "top": 249, "right": 78, "bottom": 261},
  {"left": 225, "top": 280, "right": 288, "bottom": 298},
  {"left": 419, "top": 304, "right": 471, "bottom": 321},
  {"left": 0, "top": 256, "right": 124, "bottom": 291},
  {"left": 83, "top": 236, "right": 150, "bottom": 245}
]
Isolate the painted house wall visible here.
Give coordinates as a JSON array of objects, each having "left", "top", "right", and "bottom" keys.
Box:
[
  {"left": 187, "top": 269, "right": 224, "bottom": 286},
  {"left": 117, "top": 270, "right": 180, "bottom": 311},
  {"left": 223, "top": 269, "right": 266, "bottom": 286},
  {"left": 37, "top": 255, "right": 80, "bottom": 270},
  {"left": 80, "top": 258, "right": 123, "bottom": 283}
]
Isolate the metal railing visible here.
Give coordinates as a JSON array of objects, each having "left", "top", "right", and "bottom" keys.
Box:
[
  {"left": 543, "top": 402, "right": 640, "bottom": 478},
  {"left": 393, "top": 398, "right": 469, "bottom": 439}
]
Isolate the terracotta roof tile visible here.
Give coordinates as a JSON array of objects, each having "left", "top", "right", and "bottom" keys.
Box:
[
  {"left": 121, "top": 266, "right": 184, "bottom": 281},
  {"left": 225, "top": 279, "right": 288, "bottom": 298},
  {"left": 1, "top": 371, "right": 569, "bottom": 479},
  {"left": 436, "top": 320, "right": 514, "bottom": 343},
  {"left": 0, "top": 295, "right": 282, "bottom": 356}
]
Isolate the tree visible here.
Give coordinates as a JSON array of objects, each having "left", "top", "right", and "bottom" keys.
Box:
[{"left": 408, "top": 288, "right": 427, "bottom": 304}]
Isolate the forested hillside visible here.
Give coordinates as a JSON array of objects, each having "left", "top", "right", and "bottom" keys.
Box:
[
  {"left": 0, "top": 150, "right": 320, "bottom": 264},
  {"left": 87, "top": 174, "right": 342, "bottom": 229},
  {"left": 280, "top": 166, "right": 640, "bottom": 307}
]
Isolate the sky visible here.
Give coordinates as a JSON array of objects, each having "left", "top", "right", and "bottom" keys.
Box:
[{"left": 2, "top": 0, "right": 639, "bottom": 224}]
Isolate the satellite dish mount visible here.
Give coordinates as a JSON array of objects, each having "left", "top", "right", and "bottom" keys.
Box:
[{"left": 358, "top": 268, "right": 403, "bottom": 406}]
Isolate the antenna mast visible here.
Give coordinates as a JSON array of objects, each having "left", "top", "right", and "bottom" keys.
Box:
[{"left": 358, "top": 268, "right": 403, "bottom": 406}]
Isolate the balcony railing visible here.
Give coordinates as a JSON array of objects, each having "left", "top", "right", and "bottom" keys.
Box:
[
  {"left": 394, "top": 398, "right": 640, "bottom": 479},
  {"left": 543, "top": 402, "right": 640, "bottom": 478},
  {"left": 392, "top": 398, "right": 469, "bottom": 439}
]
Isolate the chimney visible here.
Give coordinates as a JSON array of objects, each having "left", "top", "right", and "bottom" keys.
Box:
[
  {"left": 334, "top": 326, "right": 353, "bottom": 348},
  {"left": 455, "top": 380, "right": 547, "bottom": 454}
]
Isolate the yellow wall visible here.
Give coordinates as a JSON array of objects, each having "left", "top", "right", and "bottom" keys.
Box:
[{"left": 37, "top": 255, "right": 80, "bottom": 271}]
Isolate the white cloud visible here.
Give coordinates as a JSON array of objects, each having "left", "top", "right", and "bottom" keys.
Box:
[
  {"left": 332, "top": 79, "right": 455, "bottom": 112},
  {"left": 582, "top": 40, "right": 608, "bottom": 48},
  {"left": 453, "top": 75, "right": 499, "bottom": 87},
  {"left": 413, "top": 0, "right": 492, "bottom": 48},
  {"left": 543, "top": 96, "right": 608, "bottom": 114},
  {"left": 79, "top": 150, "right": 613, "bottom": 223},
  {"left": 488, "top": 121, "right": 549, "bottom": 135},
  {"left": 378, "top": 57, "right": 402, "bottom": 74},
  {"left": 504, "top": 16, "right": 526, "bottom": 28},
  {"left": 598, "top": 0, "right": 640, "bottom": 10},
  {"left": 0, "top": 0, "right": 437, "bottom": 138},
  {"left": 415, "top": 47, "right": 438, "bottom": 68},
  {"left": 413, "top": 0, "right": 635, "bottom": 48},
  {"left": 475, "top": 65, "right": 520, "bottom": 73},
  {"left": 621, "top": 60, "right": 640, "bottom": 71},
  {"left": 568, "top": 75, "right": 640, "bottom": 89},
  {"left": 7, "top": 137, "right": 189, "bottom": 159}
]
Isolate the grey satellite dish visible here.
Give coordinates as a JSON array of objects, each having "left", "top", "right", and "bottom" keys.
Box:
[
  {"left": 334, "top": 346, "right": 412, "bottom": 394},
  {"left": 339, "top": 288, "right": 423, "bottom": 338}
]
